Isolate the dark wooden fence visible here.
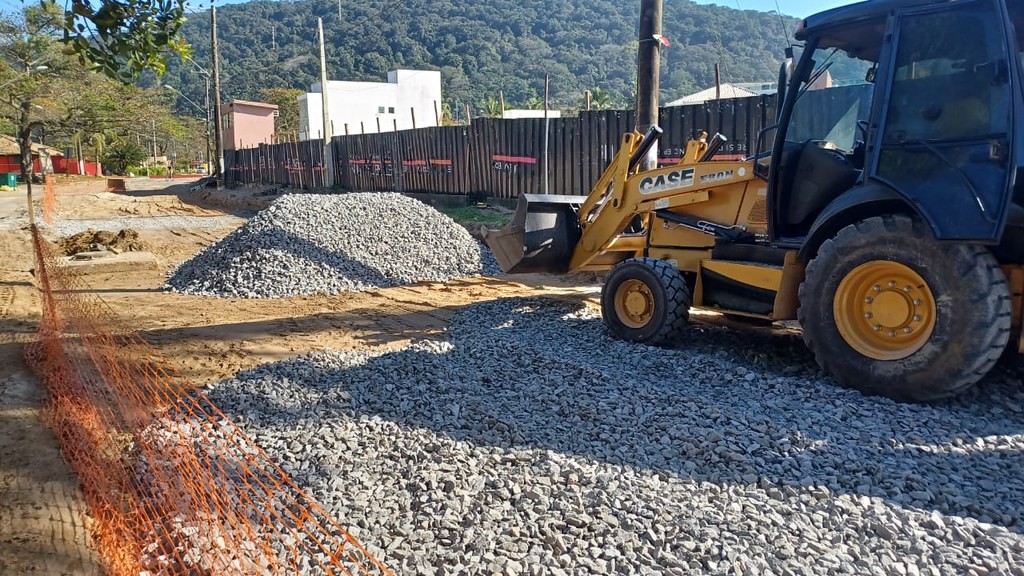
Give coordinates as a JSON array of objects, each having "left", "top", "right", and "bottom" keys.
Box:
[{"left": 223, "top": 87, "right": 865, "bottom": 198}]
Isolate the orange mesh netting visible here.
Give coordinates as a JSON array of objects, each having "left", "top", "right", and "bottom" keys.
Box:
[
  {"left": 25, "top": 224, "right": 392, "bottom": 576},
  {"left": 42, "top": 174, "right": 56, "bottom": 227}
]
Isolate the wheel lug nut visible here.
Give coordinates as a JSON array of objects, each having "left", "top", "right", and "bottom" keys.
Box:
[
  {"left": 873, "top": 285, "right": 882, "bottom": 292},
  {"left": 864, "top": 312, "right": 873, "bottom": 319},
  {"left": 873, "top": 325, "right": 883, "bottom": 332},
  {"left": 888, "top": 281, "right": 897, "bottom": 288},
  {"left": 913, "top": 299, "right": 922, "bottom": 306},
  {"left": 889, "top": 330, "right": 897, "bottom": 337},
  {"left": 864, "top": 297, "right": 873, "bottom": 304},
  {"left": 904, "top": 327, "right": 913, "bottom": 334},
  {"left": 913, "top": 314, "right": 922, "bottom": 322},
  {"left": 904, "top": 286, "right": 913, "bottom": 293}
]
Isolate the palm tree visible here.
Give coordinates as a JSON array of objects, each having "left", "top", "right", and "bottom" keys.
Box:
[
  {"left": 588, "top": 87, "right": 614, "bottom": 110},
  {"left": 523, "top": 96, "right": 544, "bottom": 110},
  {"left": 482, "top": 96, "right": 503, "bottom": 118}
]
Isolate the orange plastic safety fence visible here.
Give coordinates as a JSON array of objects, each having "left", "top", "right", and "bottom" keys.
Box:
[
  {"left": 42, "top": 174, "right": 56, "bottom": 227},
  {"left": 25, "top": 225, "right": 393, "bottom": 576}
]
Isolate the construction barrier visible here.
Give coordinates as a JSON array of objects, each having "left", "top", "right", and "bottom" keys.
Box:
[
  {"left": 42, "top": 174, "right": 56, "bottom": 226},
  {"left": 225, "top": 85, "right": 872, "bottom": 199},
  {"left": 25, "top": 224, "right": 391, "bottom": 576}
]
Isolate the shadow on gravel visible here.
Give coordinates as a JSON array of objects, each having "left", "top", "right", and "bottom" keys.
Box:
[{"left": 207, "top": 296, "right": 1024, "bottom": 533}]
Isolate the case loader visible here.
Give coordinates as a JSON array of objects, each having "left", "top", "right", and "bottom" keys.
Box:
[{"left": 484, "top": 0, "right": 1024, "bottom": 401}]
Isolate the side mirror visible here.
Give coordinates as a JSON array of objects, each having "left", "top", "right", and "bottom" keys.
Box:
[
  {"left": 865, "top": 66, "right": 877, "bottom": 83},
  {"left": 776, "top": 51, "right": 793, "bottom": 122}
]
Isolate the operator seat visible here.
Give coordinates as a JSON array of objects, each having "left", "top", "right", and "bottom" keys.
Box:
[{"left": 785, "top": 142, "right": 861, "bottom": 235}]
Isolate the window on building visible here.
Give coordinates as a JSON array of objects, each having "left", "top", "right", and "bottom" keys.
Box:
[
  {"left": 378, "top": 106, "right": 385, "bottom": 114},
  {"left": 388, "top": 107, "right": 395, "bottom": 114}
]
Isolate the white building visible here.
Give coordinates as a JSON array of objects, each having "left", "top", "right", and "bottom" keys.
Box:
[
  {"left": 501, "top": 109, "right": 562, "bottom": 119},
  {"left": 298, "top": 69, "right": 442, "bottom": 139}
]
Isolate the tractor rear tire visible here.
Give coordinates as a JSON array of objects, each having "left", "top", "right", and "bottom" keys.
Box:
[
  {"left": 798, "top": 214, "right": 1011, "bottom": 402},
  {"left": 601, "top": 258, "right": 691, "bottom": 345}
]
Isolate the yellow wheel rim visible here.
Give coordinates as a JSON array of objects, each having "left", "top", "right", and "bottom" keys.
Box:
[
  {"left": 615, "top": 279, "right": 655, "bottom": 329},
  {"left": 833, "top": 260, "right": 937, "bottom": 361}
]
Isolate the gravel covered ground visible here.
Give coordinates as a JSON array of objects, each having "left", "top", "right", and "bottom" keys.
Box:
[
  {"left": 195, "top": 297, "right": 1024, "bottom": 575},
  {"left": 166, "top": 193, "right": 501, "bottom": 298},
  {"left": 52, "top": 215, "right": 242, "bottom": 236}
]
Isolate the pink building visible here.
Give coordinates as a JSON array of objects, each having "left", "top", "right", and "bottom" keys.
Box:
[{"left": 221, "top": 100, "right": 279, "bottom": 150}]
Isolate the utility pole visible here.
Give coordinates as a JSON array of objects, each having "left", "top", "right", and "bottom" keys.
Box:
[
  {"left": 152, "top": 118, "right": 157, "bottom": 176},
  {"left": 271, "top": 26, "right": 276, "bottom": 52},
  {"left": 715, "top": 63, "right": 722, "bottom": 100},
  {"left": 337, "top": 0, "right": 342, "bottom": 19},
  {"left": 212, "top": 2, "right": 225, "bottom": 187},
  {"left": 543, "top": 74, "right": 550, "bottom": 195},
  {"left": 318, "top": 17, "right": 334, "bottom": 187},
  {"left": 636, "top": 0, "right": 663, "bottom": 171},
  {"left": 204, "top": 75, "right": 212, "bottom": 174}
]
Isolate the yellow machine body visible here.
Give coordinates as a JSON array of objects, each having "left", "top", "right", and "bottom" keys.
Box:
[{"left": 484, "top": 129, "right": 804, "bottom": 320}]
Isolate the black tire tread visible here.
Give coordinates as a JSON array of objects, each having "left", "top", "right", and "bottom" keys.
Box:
[
  {"left": 798, "top": 214, "right": 1011, "bottom": 402},
  {"left": 602, "top": 257, "right": 691, "bottom": 344}
]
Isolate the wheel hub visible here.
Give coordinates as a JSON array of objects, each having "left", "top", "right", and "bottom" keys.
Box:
[
  {"left": 833, "top": 261, "right": 936, "bottom": 360},
  {"left": 615, "top": 279, "right": 655, "bottom": 328}
]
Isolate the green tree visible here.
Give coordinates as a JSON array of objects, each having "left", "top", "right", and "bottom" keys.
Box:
[
  {"left": 588, "top": 87, "right": 614, "bottom": 110},
  {"left": 523, "top": 96, "right": 544, "bottom": 110},
  {"left": 57, "top": 0, "right": 189, "bottom": 82},
  {"left": 0, "top": 4, "right": 204, "bottom": 187},
  {"left": 259, "top": 86, "right": 303, "bottom": 142},
  {"left": 482, "top": 96, "right": 502, "bottom": 118},
  {"left": 102, "top": 141, "right": 147, "bottom": 174}
]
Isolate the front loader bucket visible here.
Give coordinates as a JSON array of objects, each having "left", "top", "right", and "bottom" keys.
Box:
[{"left": 482, "top": 194, "right": 589, "bottom": 274}]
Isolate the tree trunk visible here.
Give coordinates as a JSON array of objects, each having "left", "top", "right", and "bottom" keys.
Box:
[{"left": 18, "top": 102, "right": 34, "bottom": 226}]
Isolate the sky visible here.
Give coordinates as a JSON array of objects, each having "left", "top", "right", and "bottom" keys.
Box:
[{"left": 691, "top": 0, "right": 856, "bottom": 18}]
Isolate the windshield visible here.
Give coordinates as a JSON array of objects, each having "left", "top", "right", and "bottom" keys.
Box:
[{"left": 785, "top": 43, "right": 878, "bottom": 152}]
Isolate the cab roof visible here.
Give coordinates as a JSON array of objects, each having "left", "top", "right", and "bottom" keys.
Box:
[{"left": 796, "top": 0, "right": 947, "bottom": 40}]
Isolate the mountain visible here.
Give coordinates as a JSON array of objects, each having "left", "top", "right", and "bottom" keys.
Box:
[{"left": 162, "top": 0, "right": 798, "bottom": 114}]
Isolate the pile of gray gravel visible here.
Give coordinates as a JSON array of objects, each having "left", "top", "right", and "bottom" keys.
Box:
[
  {"left": 193, "top": 298, "right": 1024, "bottom": 575},
  {"left": 165, "top": 193, "right": 501, "bottom": 298}
]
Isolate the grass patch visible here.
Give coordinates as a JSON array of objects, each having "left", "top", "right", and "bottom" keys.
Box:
[{"left": 442, "top": 205, "right": 512, "bottom": 228}]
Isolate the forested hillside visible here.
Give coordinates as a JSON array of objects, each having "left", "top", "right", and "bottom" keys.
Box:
[{"left": 161, "top": 0, "right": 797, "bottom": 115}]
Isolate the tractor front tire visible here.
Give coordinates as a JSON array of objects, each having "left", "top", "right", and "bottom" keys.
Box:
[
  {"left": 798, "top": 214, "right": 1011, "bottom": 402},
  {"left": 601, "top": 258, "right": 691, "bottom": 345}
]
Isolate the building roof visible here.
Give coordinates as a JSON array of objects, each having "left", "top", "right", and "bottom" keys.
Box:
[
  {"left": 664, "top": 83, "right": 761, "bottom": 106},
  {"left": 0, "top": 134, "right": 63, "bottom": 157},
  {"left": 227, "top": 99, "right": 279, "bottom": 110}
]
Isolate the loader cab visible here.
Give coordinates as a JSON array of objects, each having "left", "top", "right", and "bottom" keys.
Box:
[{"left": 764, "top": 0, "right": 1022, "bottom": 246}]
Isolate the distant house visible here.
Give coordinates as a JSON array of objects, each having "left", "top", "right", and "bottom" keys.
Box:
[
  {"left": 665, "top": 83, "right": 763, "bottom": 106},
  {"left": 298, "top": 69, "right": 442, "bottom": 138},
  {"left": 0, "top": 134, "right": 65, "bottom": 175},
  {"left": 221, "top": 100, "right": 279, "bottom": 150}
]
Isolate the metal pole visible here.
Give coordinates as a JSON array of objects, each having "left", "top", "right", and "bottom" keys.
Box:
[
  {"left": 636, "top": 0, "right": 663, "bottom": 171},
  {"left": 212, "top": 3, "right": 225, "bottom": 187},
  {"left": 715, "top": 63, "right": 722, "bottom": 100},
  {"left": 544, "top": 74, "right": 550, "bottom": 195},
  {"left": 318, "top": 17, "right": 334, "bottom": 187},
  {"left": 205, "top": 75, "right": 212, "bottom": 175}
]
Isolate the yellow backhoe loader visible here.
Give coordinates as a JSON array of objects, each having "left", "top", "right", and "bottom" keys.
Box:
[{"left": 484, "top": 0, "right": 1024, "bottom": 401}]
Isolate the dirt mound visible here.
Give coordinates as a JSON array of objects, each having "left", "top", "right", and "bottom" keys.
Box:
[{"left": 59, "top": 228, "right": 145, "bottom": 256}]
